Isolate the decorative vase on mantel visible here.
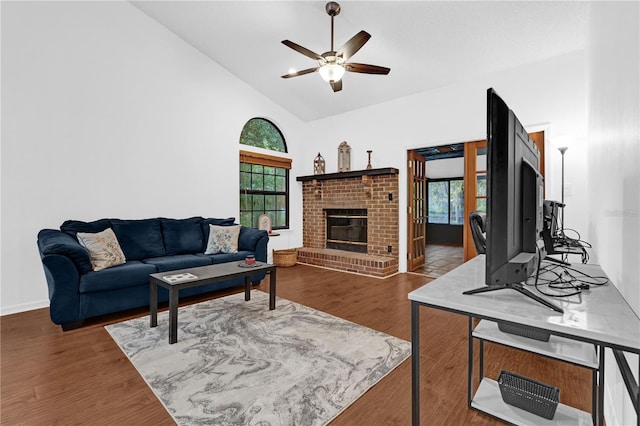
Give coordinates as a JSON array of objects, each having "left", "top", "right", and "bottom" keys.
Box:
[{"left": 338, "top": 141, "right": 351, "bottom": 172}]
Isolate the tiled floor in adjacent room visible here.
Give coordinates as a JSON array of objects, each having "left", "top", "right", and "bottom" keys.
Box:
[{"left": 413, "top": 244, "right": 464, "bottom": 278}]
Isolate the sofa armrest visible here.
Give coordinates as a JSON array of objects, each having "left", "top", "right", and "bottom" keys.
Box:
[
  {"left": 238, "top": 227, "right": 269, "bottom": 262},
  {"left": 40, "top": 254, "right": 82, "bottom": 325},
  {"left": 38, "top": 229, "right": 92, "bottom": 274}
]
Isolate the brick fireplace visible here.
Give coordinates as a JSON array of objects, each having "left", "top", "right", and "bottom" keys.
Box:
[{"left": 296, "top": 168, "right": 399, "bottom": 277}]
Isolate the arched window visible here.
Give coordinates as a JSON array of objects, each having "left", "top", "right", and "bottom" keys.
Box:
[
  {"left": 239, "top": 118, "right": 287, "bottom": 152},
  {"left": 239, "top": 118, "right": 291, "bottom": 230}
]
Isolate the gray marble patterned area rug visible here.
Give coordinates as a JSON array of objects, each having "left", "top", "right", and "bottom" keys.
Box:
[{"left": 106, "top": 290, "right": 411, "bottom": 426}]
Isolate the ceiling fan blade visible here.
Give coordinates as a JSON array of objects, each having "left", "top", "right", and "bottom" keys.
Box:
[
  {"left": 330, "top": 79, "right": 343, "bottom": 92},
  {"left": 281, "top": 67, "right": 319, "bottom": 79},
  {"left": 281, "top": 40, "right": 323, "bottom": 61},
  {"left": 345, "top": 62, "right": 391, "bottom": 75},
  {"left": 336, "top": 30, "right": 371, "bottom": 60}
]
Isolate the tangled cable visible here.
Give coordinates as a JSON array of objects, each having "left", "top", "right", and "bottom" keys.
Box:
[{"left": 525, "top": 251, "right": 608, "bottom": 299}]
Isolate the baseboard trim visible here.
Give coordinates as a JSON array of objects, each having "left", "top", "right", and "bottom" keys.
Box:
[{"left": 0, "top": 299, "right": 49, "bottom": 316}]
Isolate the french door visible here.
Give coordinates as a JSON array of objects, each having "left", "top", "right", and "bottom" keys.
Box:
[
  {"left": 463, "top": 131, "right": 545, "bottom": 261},
  {"left": 463, "top": 140, "right": 487, "bottom": 261},
  {"left": 407, "top": 151, "right": 426, "bottom": 271}
]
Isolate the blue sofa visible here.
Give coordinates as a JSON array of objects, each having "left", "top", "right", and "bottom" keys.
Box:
[{"left": 37, "top": 217, "right": 269, "bottom": 330}]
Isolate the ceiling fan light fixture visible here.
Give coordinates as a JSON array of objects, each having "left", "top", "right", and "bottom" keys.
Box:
[{"left": 319, "top": 63, "right": 345, "bottom": 83}]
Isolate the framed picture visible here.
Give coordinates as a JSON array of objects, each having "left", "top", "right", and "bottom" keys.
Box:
[{"left": 258, "top": 214, "right": 272, "bottom": 232}]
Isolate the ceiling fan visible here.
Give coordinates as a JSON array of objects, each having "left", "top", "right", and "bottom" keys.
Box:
[{"left": 281, "top": 1, "right": 390, "bottom": 92}]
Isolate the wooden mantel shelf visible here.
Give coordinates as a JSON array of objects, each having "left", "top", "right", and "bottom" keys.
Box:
[{"left": 296, "top": 167, "right": 399, "bottom": 182}]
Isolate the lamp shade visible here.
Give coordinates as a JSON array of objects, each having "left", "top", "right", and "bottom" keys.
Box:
[{"left": 319, "top": 63, "right": 345, "bottom": 82}]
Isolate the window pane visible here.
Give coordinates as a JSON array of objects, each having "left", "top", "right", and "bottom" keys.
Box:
[
  {"left": 275, "top": 175, "right": 285, "bottom": 192},
  {"left": 251, "top": 174, "right": 264, "bottom": 190},
  {"left": 275, "top": 210, "right": 286, "bottom": 227},
  {"left": 276, "top": 195, "right": 286, "bottom": 210},
  {"left": 239, "top": 212, "right": 252, "bottom": 228},
  {"left": 275, "top": 168, "right": 286, "bottom": 176},
  {"left": 252, "top": 195, "right": 264, "bottom": 211},
  {"left": 240, "top": 163, "right": 252, "bottom": 172},
  {"left": 251, "top": 164, "right": 264, "bottom": 174},
  {"left": 239, "top": 172, "right": 250, "bottom": 190},
  {"left": 252, "top": 212, "right": 263, "bottom": 228},
  {"left": 265, "top": 195, "right": 276, "bottom": 210},
  {"left": 264, "top": 174, "right": 275, "bottom": 191},
  {"left": 449, "top": 180, "right": 464, "bottom": 225},
  {"left": 476, "top": 153, "right": 487, "bottom": 171},
  {"left": 476, "top": 174, "right": 486, "bottom": 197},
  {"left": 264, "top": 166, "right": 275, "bottom": 175},
  {"left": 428, "top": 181, "right": 449, "bottom": 224},
  {"left": 476, "top": 198, "right": 487, "bottom": 213},
  {"left": 240, "top": 193, "right": 251, "bottom": 210},
  {"left": 239, "top": 118, "right": 286, "bottom": 152}
]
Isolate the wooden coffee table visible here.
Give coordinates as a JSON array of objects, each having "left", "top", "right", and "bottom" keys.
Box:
[{"left": 149, "top": 261, "right": 276, "bottom": 344}]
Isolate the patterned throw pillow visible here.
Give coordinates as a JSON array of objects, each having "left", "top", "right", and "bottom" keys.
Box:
[
  {"left": 204, "top": 224, "right": 241, "bottom": 254},
  {"left": 77, "top": 228, "right": 126, "bottom": 271}
]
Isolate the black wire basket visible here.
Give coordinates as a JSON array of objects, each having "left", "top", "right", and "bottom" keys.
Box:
[
  {"left": 498, "top": 371, "right": 560, "bottom": 420},
  {"left": 498, "top": 322, "right": 551, "bottom": 342}
]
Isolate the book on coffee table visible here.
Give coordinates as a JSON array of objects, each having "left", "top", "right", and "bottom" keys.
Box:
[{"left": 162, "top": 272, "right": 198, "bottom": 283}]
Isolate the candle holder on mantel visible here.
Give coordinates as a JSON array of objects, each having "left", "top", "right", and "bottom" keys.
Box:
[{"left": 366, "top": 150, "right": 373, "bottom": 169}]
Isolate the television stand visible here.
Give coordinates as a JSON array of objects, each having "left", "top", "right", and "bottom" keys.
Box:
[{"left": 462, "top": 283, "right": 564, "bottom": 313}]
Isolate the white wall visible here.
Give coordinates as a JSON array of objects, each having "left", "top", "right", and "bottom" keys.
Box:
[
  {"left": 0, "top": 1, "right": 306, "bottom": 314},
  {"left": 425, "top": 157, "right": 464, "bottom": 179},
  {"left": 305, "top": 51, "right": 589, "bottom": 271},
  {"left": 586, "top": 2, "right": 639, "bottom": 425}
]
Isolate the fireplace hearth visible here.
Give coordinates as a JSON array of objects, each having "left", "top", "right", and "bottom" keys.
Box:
[{"left": 325, "top": 209, "right": 367, "bottom": 253}]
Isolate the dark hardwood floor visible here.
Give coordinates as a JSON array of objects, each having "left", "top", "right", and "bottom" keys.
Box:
[{"left": 1, "top": 264, "right": 593, "bottom": 425}]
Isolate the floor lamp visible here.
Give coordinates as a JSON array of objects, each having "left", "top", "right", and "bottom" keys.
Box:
[{"left": 558, "top": 146, "right": 568, "bottom": 233}]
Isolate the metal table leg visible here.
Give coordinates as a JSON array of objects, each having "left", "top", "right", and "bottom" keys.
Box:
[
  {"left": 168, "top": 287, "right": 179, "bottom": 344},
  {"left": 412, "top": 301, "right": 420, "bottom": 426},
  {"left": 150, "top": 280, "right": 158, "bottom": 328},
  {"left": 269, "top": 268, "right": 276, "bottom": 310}
]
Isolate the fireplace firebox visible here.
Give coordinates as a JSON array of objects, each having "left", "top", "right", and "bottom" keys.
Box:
[{"left": 325, "top": 209, "right": 367, "bottom": 253}]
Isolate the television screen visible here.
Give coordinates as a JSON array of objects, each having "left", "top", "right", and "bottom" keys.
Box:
[{"left": 463, "top": 88, "right": 562, "bottom": 313}]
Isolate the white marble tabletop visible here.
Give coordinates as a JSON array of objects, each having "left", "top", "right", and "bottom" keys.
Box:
[{"left": 409, "top": 255, "right": 640, "bottom": 352}]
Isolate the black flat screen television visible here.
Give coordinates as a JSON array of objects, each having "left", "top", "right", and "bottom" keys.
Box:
[{"left": 463, "top": 88, "right": 563, "bottom": 313}]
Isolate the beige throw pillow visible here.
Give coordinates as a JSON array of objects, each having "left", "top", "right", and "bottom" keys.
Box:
[
  {"left": 77, "top": 228, "right": 126, "bottom": 271},
  {"left": 204, "top": 224, "right": 241, "bottom": 254}
]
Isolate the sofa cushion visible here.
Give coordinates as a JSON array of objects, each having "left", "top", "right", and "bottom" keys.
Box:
[
  {"left": 200, "top": 217, "right": 235, "bottom": 251},
  {"left": 142, "top": 254, "right": 212, "bottom": 273},
  {"left": 204, "top": 224, "right": 241, "bottom": 254},
  {"left": 197, "top": 252, "right": 248, "bottom": 264},
  {"left": 111, "top": 219, "right": 165, "bottom": 261},
  {"left": 79, "top": 261, "right": 158, "bottom": 293},
  {"left": 77, "top": 228, "right": 126, "bottom": 271},
  {"left": 161, "top": 217, "right": 204, "bottom": 256},
  {"left": 61, "top": 218, "right": 112, "bottom": 238},
  {"left": 38, "top": 229, "right": 93, "bottom": 274}
]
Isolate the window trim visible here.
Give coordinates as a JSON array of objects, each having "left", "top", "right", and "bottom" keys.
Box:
[{"left": 239, "top": 150, "right": 292, "bottom": 169}]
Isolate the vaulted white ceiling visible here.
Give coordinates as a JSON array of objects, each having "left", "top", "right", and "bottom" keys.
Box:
[{"left": 131, "top": 1, "right": 588, "bottom": 122}]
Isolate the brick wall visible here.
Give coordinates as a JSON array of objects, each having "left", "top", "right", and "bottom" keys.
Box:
[{"left": 299, "top": 171, "right": 399, "bottom": 276}]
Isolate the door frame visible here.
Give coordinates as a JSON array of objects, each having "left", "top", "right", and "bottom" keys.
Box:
[{"left": 407, "top": 130, "right": 546, "bottom": 267}]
